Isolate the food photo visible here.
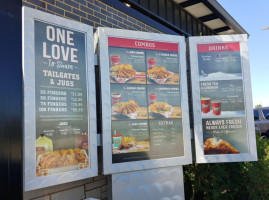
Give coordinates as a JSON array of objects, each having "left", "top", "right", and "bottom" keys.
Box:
[
  {"left": 35, "top": 130, "right": 90, "bottom": 177},
  {"left": 112, "top": 135, "right": 150, "bottom": 154},
  {"left": 146, "top": 51, "right": 180, "bottom": 85},
  {"left": 110, "top": 64, "right": 137, "bottom": 83},
  {"left": 204, "top": 137, "right": 240, "bottom": 155},
  {"left": 110, "top": 85, "right": 148, "bottom": 120},
  {"left": 147, "top": 66, "right": 174, "bottom": 84},
  {"left": 108, "top": 48, "right": 147, "bottom": 84},
  {"left": 147, "top": 85, "right": 182, "bottom": 119},
  {"left": 112, "top": 100, "right": 139, "bottom": 119},
  {"left": 111, "top": 120, "right": 150, "bottom": 155}
]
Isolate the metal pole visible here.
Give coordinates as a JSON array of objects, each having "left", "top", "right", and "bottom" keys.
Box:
[{"left": 0, "top": 0, "right": 23, "bottom": 199}]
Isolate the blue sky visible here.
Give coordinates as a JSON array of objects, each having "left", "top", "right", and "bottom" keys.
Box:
[{"left": 217, "top": 0, "right": 269, "bottom": 107}]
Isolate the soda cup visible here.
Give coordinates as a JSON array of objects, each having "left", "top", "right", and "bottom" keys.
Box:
[
  {"left": 201, "top": 98, "right": 210, "bottom": 113},
  {"left": 148, "top": 93, "right": 157, "bottom": 105},
  {"left": 212, "top": 101, "right": 221, "bottom": 115},
  {"left": 111, "top": 93, "right": 121, "bottom": 105},
  {"left": 148, "top": 58, "right": 155, "bottom": 70},
  {"left": 110, "top": 55, "right": 120, "bottom": 66},
  {"left": 112, "top": 134, "right": 122, "bottom": 148}
]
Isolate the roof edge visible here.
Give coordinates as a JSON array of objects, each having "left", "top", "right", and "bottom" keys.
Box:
[{"left": 207, "top": 0, "right": 249, "bottom": 36}]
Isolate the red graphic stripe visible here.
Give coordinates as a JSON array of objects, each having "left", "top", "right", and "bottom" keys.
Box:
[
  {"left": 197, "top": 42, "right": 240, "bottom": 52},
  {"left": 108, "top": 37, "right": 178, "bottom": 52}
]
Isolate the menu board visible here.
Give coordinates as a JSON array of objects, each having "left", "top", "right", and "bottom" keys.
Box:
[
  {"left": 23, "top": 7, "right": 97, "bottom": 191},
  {"left": 35, "top": 20, "right": 89, "bottom": 175},
  {"left": 189, "top": 35, "right": 257, "bottom": 163},
  {"left": 109, "top": 37, "right": 184, "bottom": 163},
  {"left": 98, "top": 28, "right": 192, "bottom": 174}
]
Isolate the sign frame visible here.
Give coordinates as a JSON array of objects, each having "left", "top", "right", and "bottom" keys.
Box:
[
  {"left": 189, "top": 34, "right": 257, "bottom": 163},
  {"left": 23, "top": 7, "right": 98, "bottom": 191},
  {"left": 96, "top": 27, "right": 192, "bottom": 174},
  {"left": 112, "top": 166, "right": 185, "bottom": 200}
]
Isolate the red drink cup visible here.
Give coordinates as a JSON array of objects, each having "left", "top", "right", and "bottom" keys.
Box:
[
  {"left": 111, "top": 55, "right": 120, "bottom": 66},
  {"left": 148, "top": 58, "right": 156, "bottom": 70},
  {"left": 148, "top": 93, "right": 157, "bottom": 105},
  {"left": 112, "top": 134, "right": 122, "bottom": 148},
  {"left": 212, "top": 101, "right": 221, "bottom": 115},
  {"left": 111, "top": 93, "right": 121, "bottom": 105},
  {"left": 201, "top": 98, "right": 210, "bottom": 113}
]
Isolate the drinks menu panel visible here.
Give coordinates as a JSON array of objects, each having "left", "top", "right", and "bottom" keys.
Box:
[
  {"left": 108, "top": 37, "right": 184, "bottom": 163},
  {"left": 189, "top": 35, "right": 257, "bottom": 163},
  {"left": 198, "top": 42, "right": 247, "bottom": 155}
]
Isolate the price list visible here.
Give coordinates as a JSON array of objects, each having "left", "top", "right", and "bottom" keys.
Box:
[
  {"left": 37, "top": 90, "right": 85, "bottom": 116},
  {"left": 151, "top": 125, "right": 177, "bottom": 146},
  {"left": 70, "top": 91, "right": 84, "bottom": 113},
  {"left": 34, "top": 20, "right": 89, "bottom": 152},
  {"left": 149, "top": 119, "right": 183, "bottom": 158}
]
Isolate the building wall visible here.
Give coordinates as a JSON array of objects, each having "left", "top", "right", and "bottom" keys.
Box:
[
  {"left": 23, "top": 0, "right": 161, "bottom": 33},
  {"left": 22, "top": 0, "right": 162, "bottom": 199},
  {"left": 24, "top": 174, "right": 109, "bottom": 200}
]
